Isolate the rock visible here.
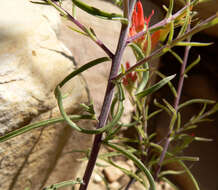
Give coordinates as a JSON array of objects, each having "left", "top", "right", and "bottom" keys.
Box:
[
  {"left": 109, "top": 181, "right": 120, "bottom": 189},
  {"left": 103, "top": 160, "right": 131, "bottom": 182},
  {"left": 93, "top": 173, "right": 103, "bottom": 183},
  {"left": 0, "top": 0, "right": 91, "bottom": 189}
]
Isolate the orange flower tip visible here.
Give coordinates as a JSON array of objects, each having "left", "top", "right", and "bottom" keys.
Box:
[{"left": 145, "top": 9, "right": 155, "bottom": 26}]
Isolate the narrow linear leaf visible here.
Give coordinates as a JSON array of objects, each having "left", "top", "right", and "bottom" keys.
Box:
[
  {"left": 166, "top": 0, "right": 174, "bottom": 18},
  {"left": 197, "top": 103, "right": 207, "bottom": 117},
  {"left": 185, "top": 55, "right": 201, "bottom": 74},
  {"left": 103, "top": 158, "right": 146, "bottom": 187},
  {"left": 178, "top": 99, "right": 215, "bottom": 110},
  {"left": 105, "top": 142, "right": 156, "bottom": 190},
  {"left": 43, "top": 179, "right": 83, "bottom": 190},
  {"left": 163, "top": 99, "right": 176, "bottom": 114},
  {"left": 56, "top": 84, "right": 124, "bottom": 134},
  {"left": 180, "top": 125, "right": 198, "bottom": 132},
  {"left": 194, "top": 136, "right": 213, "bottom": 142},
  {"left": 167, "top": 21, "right": 175, "bottom": 43},
  {"left": 136, "top": 74, "right": 176, "bottom": 98},
  {"left": 31, "top": 1, "right": 49, "bottom": 5},
  {"left": 67, "top": 25, "right": 88, "bottom": 36},
  {"left": 147, "top": 109, "right": 163, "bottom": 120},
  {"left": 0, "top": 115, "right": 94, "bottom": 143},
  {"left": 59, "top": 57, "right": 110, "bottom": 88},
  {"left": 72, "top": 0, "right": 128, "bottom": 23},
  {"left": 156, "top": 71, "right": 177, "bottom": 98},
  {"left": 129, "top": 43, "right": 145, "bottom": 60},
  {"left": 159, "top": 170, "right": 185, "bottom": 178},
  {"left": 154, "top": 99, "right": 171, "bottom": 116},
  {"left": 175, "top": 42, "right": 213, "bottom": 46},
  {"left": 208, "top": 103, "right": 218, "bottom": 115},
  {"left": 162, "top": 156, "right": 199, "bottom": 165},
  {"left": 168, "top": 49, "right": 184, "bottom": 64},
  {"left": 176, "top": 112, "right": 181, "bottom": 132}
]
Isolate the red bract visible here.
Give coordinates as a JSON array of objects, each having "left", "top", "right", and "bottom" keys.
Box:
[
  {"left": 129, "top": 1, "right": 154, "bottom": 37},
  {"left": 129, "top": 1, "right": 161, "bottom": 52},
  {"left": 123, "top": 62, "right": 137, "bottom": 86}
]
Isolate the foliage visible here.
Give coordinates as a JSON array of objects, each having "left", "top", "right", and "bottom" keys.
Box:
[{"left": 1, "top": 0, "right": 218, "bottom": 189}]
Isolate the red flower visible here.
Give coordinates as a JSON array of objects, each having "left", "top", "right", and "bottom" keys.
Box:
[
  {"left": 129, "top": 1, "right": 154, "bottom": 37},
  {"left": 123, "top": 62, "right": 137, "bottom": 86}
]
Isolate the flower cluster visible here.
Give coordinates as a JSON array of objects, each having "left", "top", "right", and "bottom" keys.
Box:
[
  {"left": 129, "top": 1, "right": 161, "bottom": 52},
  {"left": 129, "top": 1, "right": 154, "bottom": 37}
]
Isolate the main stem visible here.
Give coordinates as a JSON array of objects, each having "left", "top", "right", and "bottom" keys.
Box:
[
  {"left": 155, "top": 25, "right": 191, "bottom": 180},
  {"left": 79, "top": 1, "right": 136, "bottom": 189}
]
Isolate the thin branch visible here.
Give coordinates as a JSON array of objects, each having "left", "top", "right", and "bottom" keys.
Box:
[
  {"left": 47, "top": 0, "right": 114, "bottom": 58},
  {"left": 78, "top": 1, "right": 136, "bottom": 190},
  {"left": 154, "top": 24, "right": 191, "bottom": 180}
]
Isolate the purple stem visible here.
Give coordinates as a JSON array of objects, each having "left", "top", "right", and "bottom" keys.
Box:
[
  {"left": 51, "top": 0, "right": 114, "bottom": 58},
  {"left": 79, "top": 1, "right": 136, "bottom": 190},
  {"left": 154, "top": 25, "right": 191, "bottom": 180}
]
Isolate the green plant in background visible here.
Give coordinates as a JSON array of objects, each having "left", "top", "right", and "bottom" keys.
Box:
[{"left": 1, "top": 0, "right": 218, "bottom": 189}]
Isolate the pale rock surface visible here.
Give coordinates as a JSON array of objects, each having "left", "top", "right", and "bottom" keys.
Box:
[
  {"left": 103, "top": 160, "right": 132, "bottom": 182},
  {"left": 0, "top": 0, "right": 91, "bottom": 190}
]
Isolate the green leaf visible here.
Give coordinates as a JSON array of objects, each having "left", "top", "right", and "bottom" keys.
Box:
[
  {"left": 72, "top": 0, "right": 128, "bottom": 23},
  {"left": 162, "top": 156, "right": 199, "bottom": 165},
  {"left": 147, "top": 109, "right": 163, "bottom": 120},
  {"left": 129, "top": 43, "right": 145, "bottom": 60},
  {"left": 176, "top": 112, "right": 181, "bottom": 132},
  {"left": 30, "top": 1, "right": 49, "bottom": 5},
  {"left": 154, "top": 99, "right": 171, "bottom": 116},
  {"left": 180, "top": 125, "right": 198, "bottom": 132},
  {"left": 58, "top": 57, "right": 110, "bottom": 88},
  {"left": 194, "top": 136, "right": 213, "bottom": 142},
  {"left": 0, "top": 115, "right": 94, "bottom": 143},
  {"left": 175, "top": 42, "right": 213, "bottom": 46},
  {"left": 208, "top": 103, "right": 218, "bottom": 115},
  {"left": 56, "top": 84, "right": 124, "bottom": 134},
  {"left": 178, "top": 99, "right": 215, "bottom": 110},
  {"left": 80, "top": 102, "right": 95, "bottom": 115},
  {"left": 103, "top": 158, "right": 146, "bottom": 187},
  {"left": 136, "top": 74, "right": 176, "bottom": 98},
  {"left": 168, "top": 49, "right": 184, "bottom": 64},
  {"left": 159, "top": 170, "right": 185, "bottom": 178},
  {"left": 105, "top": 142, "right": 156, "bottom": 190},
  {"left": 166, "top": 0, "right": 174, "bottom": 18},
  {"left": 129, "top": 42, "right": 150, "bottom": 94},
  {"left": 155, "top": 71, "right": 177, "bottom": 98},
  {"left": 43, "top": 178, "right": 83, "bottom": 190},
  {"left": 67, "top": 25, "right": 88, "bottom": 36},
  {"left": 163, "top": 99, "right": 176, "bottom": 114},
  {"left": 185, "top": 55, "right": 201, "bottom": 74},
  {"left": 167, "top": 21, "right": 175, "bottom": 43}
]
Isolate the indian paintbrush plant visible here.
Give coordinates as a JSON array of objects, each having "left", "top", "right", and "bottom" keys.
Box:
[{"left": 1, "top": 0, "right": 218, "bottom": 189}]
